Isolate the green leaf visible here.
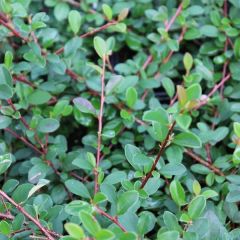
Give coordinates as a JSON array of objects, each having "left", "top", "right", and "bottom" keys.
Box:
[
  {"left": 169, "top": 180, "right": 186, "bottom": 206},
  {"left": 73, "top": 97, "right": 96, "bottom": 115},
  {"left": 102, "top": 4, "right": 112, "bottom": 20},
  {"left": 177, "top": 85, "right": 187, "bottom": 108},
  {"left": 162, "top": 77, "right": 175, "bottom": 98},
  {"left": 234, "top": 122, "right": 240, "bottom": 138},
  {"left": 157, "top": 230, "right": 179, "bottom": 240},
  {"left": 54, "top": 2, "right": 70, "bottom": 21},
  {"left": 200, "top": 25, "right": 219, "bottom": 37},
  {"left": 68, "top": 10, "right": 81, "bottom": 34},
  {"left": 186, "top": 83, "right": 202, "bottom": 100},
  {"left": 4, "top": 51, "right": 13, "bottom": 69},
  {"left": 143, "top": 107, "right": 169, "bottom": 125},
  {"left": 65, "top": 223, "right": 85, "bottom": 239},
  {"left": 160, "top": 163, "right": 186, "bottom": 176},
  {"left": 137, "top": 211, "right": 156, "bottom": 235},
  {"left": 28, "top": 90, "right": 51, "bottom": 105},
  {"left": 192, "top": 180, "right": 201, "bottom": 195},
  {"left": 94, "top": 36, "right": 107, "bottom": 59},
  {"left": 201, "top": 189, "right": 218, "bottom": 199},
  {"left": 37, "top": 118, "right": 60, "bottom": 133},
  {"left": 125, "top": 144, "right": 141, "bottom": 169},
  {"left": 0, "top": 154, "right": 12, "bottom": 175},
  {"left": 163, "top": 211, "right": 182, "bottom": 232},
  {"left": 126, "top": 87, "right": 138, "bottom": 108},
  {"left": 0, "top": 84, "right": 13, "bottom": 99},
  {"left": 234, "top": 38, "right": 240, "bottom": 59},
  {"left": 0, "top": 221, "right": 10, "bottom": 235},
  {"left": 65, "top": 179, "right": 91, "bottom": 199},
  {"left": 0, "top": 115, "right": 11, "bottom": 129},
  {"left": 188, "top": 195, "right": 206, "bottom": 220},
  {"left": 0, "top": 65, "right": 13, "bottom": 86},
  {"left": 79, "top": 211, "right": 101, "bottom": 236},
  {"left": 176, "top": 114, "right": 192, "bottom": 130},
  {"left": 117, "top": 190, "right": 139, "bottom": 215},
  {"left": 95, "top": 229, "right": 115, "bottom": 240},
  {"left": 72, "top": 152, "right": 96, "bottom": 170},
  {"left": 183, "top": 53, "right": 193, "bottom": 73},
  {"left": 173, "top": 132, "right": 202, "bottom": 148},
  {"left": 12, "top": 183, "right": 33, "bottom": 203}
]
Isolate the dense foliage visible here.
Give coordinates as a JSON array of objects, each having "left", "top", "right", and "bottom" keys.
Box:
[{"left": 1, "top": 0, "right": 240, "bottom": 239}]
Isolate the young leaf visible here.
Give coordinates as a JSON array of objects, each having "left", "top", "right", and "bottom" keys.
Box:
[
  {"left": 177, "top": 85, "right": 187, "bottom": 108},
  {"left": 234, "top": 38, "right": 240, "bottom": 59},
  {"left": 234, "top": 122, "right": 240, "bottom": 138},
  {"left": 68, "top": 10, "right": 82, "bottom": 34},
  {"left": 4, "top": 51, "right": 13, "bottom": 69},
  {"left": 118, "top": 8, "right": 129, "bottom": 21},
  {"left": 102, "top": 4, "right": 112, "bottom": 20},
  {"left": 126, "top": 87, "right": 137, "bottom": 108},
  {"left": 183, "top": 52, "right": 193, "bottom": 73},
  {"left": 94, "top": 37, "right": 107, "bottom": 59},
  {"left": 192, "top": 180, "right": 201, "bottom": 195},
  {"left": 169, "top": 180, "right": 186, "bottom": 206}
]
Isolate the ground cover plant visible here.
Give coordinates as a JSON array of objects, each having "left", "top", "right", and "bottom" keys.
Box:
[{"left": 1, "top": 0, "right": 240, "bottom": 239}]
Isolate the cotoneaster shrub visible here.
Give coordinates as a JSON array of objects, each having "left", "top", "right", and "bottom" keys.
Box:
[{"left": 0, "top": 0, "right": 240, "bottom": 239}]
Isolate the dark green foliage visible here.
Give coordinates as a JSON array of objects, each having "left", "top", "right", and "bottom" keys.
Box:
[{"left": 0, "top": 0, "right": 240, "bottom": 239}]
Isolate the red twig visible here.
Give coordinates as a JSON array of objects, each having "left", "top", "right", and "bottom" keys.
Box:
[
  {"left": 165, "top": 3, "right": 183, "bottom": 32},
  {"left": 0, "top": 190, "right": 55, "bottom": 240},
  {"left": 0, "top": 19, "right": 28, "bottom": 41},
  {"left": 184, "top": 149, "right": 224, "bottom": 176},
  {"left": 94, "top": 56, "right": 106, "bottom": 194},
  {"left": 13, "top": 75, "right": 35, "bottom": 88},
  {"left": 205, "top": 144, "right": 212, "bottom": 163},
  {"left": 4, "top": 128, "right": 44, "bottom": 155},
  {"left": 195, "top": 74, "right": 231, "bottom": 109},
  {"left": 55, "top": 21, "right": 118, "bottom": 55},
  {"left": 140, "top": 121, "right": 176, "bottom": 188},
  {"left": 95, "top": 206, "right": 126, "bottom": 232}
]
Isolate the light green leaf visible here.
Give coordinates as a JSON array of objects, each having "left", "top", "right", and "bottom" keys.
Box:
[
  {"left": 94, "top": 36, "right": 107, "bottom": 59},
  {"left": 102, "top": 4, "right": 112, "bottom": 20},
  {"left": 68, "top": 10, "right": 81, "bottom": 34},
  {"left": 65, "top": 223, "right": 85, "bottom": 239},
  {"left": 169, "top": 180, "right": 186, "bottom": 206},
  {"left": 79, "top": 211, "right": 101, "bottom": 236}
]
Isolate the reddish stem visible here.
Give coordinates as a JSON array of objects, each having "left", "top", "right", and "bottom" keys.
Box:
[
  {"left": 165, "top": 3, "right": 183, "bottom": 32},
  {"left": 0, "top": 190, "right": 55, "bottom": 240},
  {"left": 0, "top": 19, "right": 28, "bottom": 41},
  {"left": 195, "top": 74, "right": 231, "bottom": 109},
  {"left": 4, "top": 128, "right": 44, "bottom": 155},
  {"left": 13, "top": 75, "right": 35, "bottom": 88},
  {"left": 55, "top": 21, "right": 118, "bottom": 55},
  {"left": 94, "top": 56, "right": 106, "bottom": 194},
  {"left": 140, "top": 121, "right": 176, "bottom": 188},
  {"left": 95, "top": 206, "right": 126, "bottom": 232},
  {"left": 184, "top": 149, "right": 224, "bottom": 176}
]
